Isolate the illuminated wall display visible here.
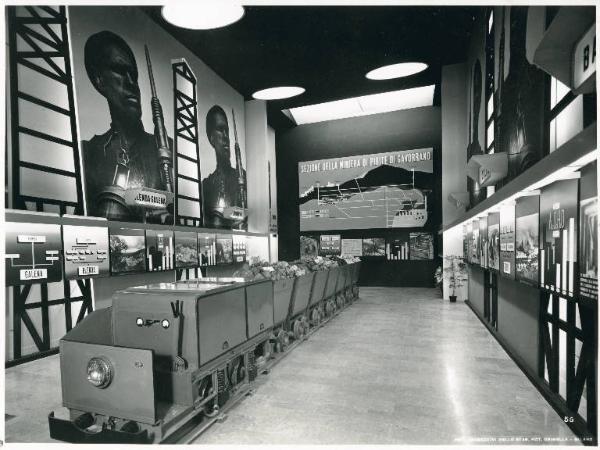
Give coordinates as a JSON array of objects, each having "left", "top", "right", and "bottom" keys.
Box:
[
  {"left": 462, "top": 224, "right": 469, "bottom": 261},
  {"left": 466, "top": 222, "right": 473, "bottom": 264},
  {"left": 487, "top": 212, "right": 500, "bottom": 271},
  {"left": 479, "top": 216, "right": 488, "bottom": 268},
  {"left": 145, "top": 230, "right": 174, "bottom": 272},
  {"left": 410, "top": 232, "right": 434, "bottom": 260},
  {"left": 515, "top": 195, "right": 540, "bottom": 286},
  {"left": 579, "top": 162, "right": 597, "bottom": 301},
  {"left": 198, "top": 233, "right": 217, "bottom": 266},
  {"left": 232, "top": 234, "right": 247, "bottom": 262},
  {"left": 299, "top": 148, "right": 434, "bottom": 231},
  {"left": 109, "top": 227, "right": 146, "bottom": 275},
  {"left": 216, "top": 234, "right": 234, "bottom": 265},
  {"left": 362, "top": 238, "right": 386, "bottom": 257},
  {"left": 341, "top": 238, "right": 363, "bottom": 257},
  {"left": 174, "top": 231, "right": 199, "bottom": 269},
  {"left": 319, "top": 235, "right": 342, "bottom": 256},
  {"left": 471, "top": 219, "right": 480, "bottom": 265},
  {"left": 540, "top": 178, "right": 578, "bottom": 297},
  {"left": 299, "top": 235, "right": 319, "bottom": 258},
  {"left": 499, "top": 203, "right": 516, "bottom": 279},
  {"left": 387, "top": 234, "right": 410, "bottom": 260},
  {"left": 5, "top": 222, "right": 63, "bottom": 285},
  {"left": 63, "top": 225, "right": 110, "bottom": 280}
]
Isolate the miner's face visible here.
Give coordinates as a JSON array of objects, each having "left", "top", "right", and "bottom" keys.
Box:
[
  {"left": 209, "top": 112, "right": 230, "bottom": 162},
  {"left": 94, "top": 43, "right": 141, "bottom": 120}
]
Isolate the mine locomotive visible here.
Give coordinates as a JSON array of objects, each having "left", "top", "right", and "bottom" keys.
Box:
[{"left": 49, "top": 262, "right": 360, "bottom": 444}]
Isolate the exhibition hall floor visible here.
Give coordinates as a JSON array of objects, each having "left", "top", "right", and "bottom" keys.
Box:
[{"left": 5, "top": 287, "right": 579, "bottom": 445}]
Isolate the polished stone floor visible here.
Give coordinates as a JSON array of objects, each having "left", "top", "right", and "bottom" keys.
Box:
[{"left": 4, "top": 287, "right": 581, "bottom": 445}]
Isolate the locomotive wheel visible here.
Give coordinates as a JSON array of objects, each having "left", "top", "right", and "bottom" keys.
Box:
[
  {"left": 325, "top": 300, "right": 335, "bottom": 317},
  {"left": 310, "top": 308, "right": 320, "bottom": 326},
  {"left": 336, "top": 294, "right": 344, "bottom": 309},
  {"left": 300, "top": 315, "right": 310, "bottom": 335},
  {"left": 292, "top": 319, "right": 304, "bottom": 340},
  {"left": 277, "top": 329, "right": 289, "bottom": 350}
]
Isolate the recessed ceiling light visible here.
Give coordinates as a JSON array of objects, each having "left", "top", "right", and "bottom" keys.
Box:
[
  {"left": 366, "top": 62, "right": 428, "bottom": 80},
  {"left": 162, "top": 3, "right": 244, "bottom": 30},
  {"left": 252, "top": 86, "right": 305, "bottom": 100},
  {"left": 284, "top": 85, "right": 435, "bottom": 125}
]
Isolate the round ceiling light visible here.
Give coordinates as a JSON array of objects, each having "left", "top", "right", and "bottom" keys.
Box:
[
  {"left": 252, "top": 86, "right": 305, "bottom": 100},
  {"left": 366, "top": 62, "right": 428, "bottom": 80},
  {"left": 161, "top": 4, "right": 245, "bottom": 30}
]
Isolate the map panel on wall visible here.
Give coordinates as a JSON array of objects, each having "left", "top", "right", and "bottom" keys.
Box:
[
  {"left": 362, "top": 238, "right": 386, "bottom": 257},
  {"left": 410, "top": 233, "right": 434, "bottom": 260},
  {"left": 198, "top": 233, "right": 216, "bottom": 266},
  {"left": 540, "top": 179, "right": 578, "bottom": 298},
  {"left": 63, "top": 225, "right": 110, "bottom": 280},
  {"left": 174, "top": 231, "right": 199, "bottom": 269},
  {"left": 341, "top": 239, "right": 362, "bottom": 257},
  {"left": 216, "top": 234, "right": 233, "bottom": 265},
  {"left": 6, "top": 222, "right": 63, "bottom": 285},
  {"left": 299, "top": 235, "right": 319, "bottom": 258},
  {"left": 470, "top": 219, "right": 480, "bottom": 265},
  {"left": 487, "top": 212, "right": 500, "bottom": 272},
  {"left": 109, "top": 227, "right": 146, "bottom": 275},
  {"left": 479, "top": 216, "right": 488, "bottom": 268},
  {"left": 387, "top": 234, "right": 410, "bottom": 260},
  {"left": 515, "top": 195, "right": 539, "bottom": 286},
  {"left": 146, "top": 230, "right": 174, "bottom": 272},
  {"left": 499, "top": 203, "right": 516, "bottom": 279},
  {"left": 299, "top": 148, "right": 433, "bottom": 231},
  {"left": 319, "top": 235, "right": 342, "bottom": 256},
  {"left": 579, "top": 162, "right": 597, "bottom": 301}
]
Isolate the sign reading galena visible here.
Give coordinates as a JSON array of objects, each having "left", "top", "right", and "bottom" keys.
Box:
[{"left": 125, "top": 188, "right": 173, "bottom": 209}]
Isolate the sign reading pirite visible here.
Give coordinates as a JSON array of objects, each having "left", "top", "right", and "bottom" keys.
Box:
[{"left": 299, "top": 148, "right": 434, "bottom": 231}]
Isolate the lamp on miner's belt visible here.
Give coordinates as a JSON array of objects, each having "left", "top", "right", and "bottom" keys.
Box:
[{"left": 95, "top": 44, "right": 174, "bottom": 224}]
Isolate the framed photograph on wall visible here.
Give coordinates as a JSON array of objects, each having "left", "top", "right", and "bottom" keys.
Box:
[
  {"left": 579, "top": 162, "right": 597, "bottom": 301},
  {"left": 540, "top": 178, "right": 579, "bottom": 298},
  {"left": 499, "top": 203, "right": 516, "bottom": 279},
  {"left": 362, "top": 238, "right": 386, "bottom": 257},
  {"left": 487, "top": 212, "right": 500, "bottom": 272},
  {"left": 300, "top": 235, "right": 319, "bottom": 258},
  {"left": 109, "top": 227, "right": 146, "bottom": 275},
  {"left": 479, "top": 216, "right": 488, "bottom": 269},
  {"left": 515, "top": 195, "right": 540, "bottom": 286},
  {"left": 471, "top": 218, "right": 480, "bottom": 265},
  {"left": 410, "top": 232, "right": 434, "bottom": 260},
  {"left": 174, "top": 231, "right": 199, "bottom": 269},
  {"left": 216, "top": 234, "right": 234, "bottom": 265}
]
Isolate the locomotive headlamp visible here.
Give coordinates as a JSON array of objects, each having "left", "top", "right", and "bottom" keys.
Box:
[
  {"left": 87, "top": 357, "right": 113, "bottom": 389},
  {"left": 161, "top": 319, "right": 170, "bottom": 329}
]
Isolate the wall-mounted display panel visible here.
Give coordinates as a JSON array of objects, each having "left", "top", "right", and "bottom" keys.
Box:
[
  {"left": 487, "top": 212, "right": 500, "bottom": 272},
  {"left": 5, "top": 222, "right": 63, "bottom": 285},
  {"left": 471, "top": 219, "right": 480, "bottom": 265},
  {"left": 499, "top": 203, "right": 516, "bottom": 279},
  {"left": 409, "top": 232, "right": 434, "bottom": 260},
  {"left": 299, "top": 148, "right": 434, "bottom": 231},
  {"left": 109, "top": 227, "right": 146, "bottom": 275},
  {"left": 466, "top": 222, "right": 473, "bottom": 264},
  {"left": 362, "top": 238, "right": 386, "bottom": 257},
  {"left": 198, "top": 233, "right": 217, "bottom": 266},
  {"left": 232, "top": 235, "right": 247, "bottom": 263},
  {"left": 515, "top": 195, "right": 539, "bottom": 286},
  {"left": 319, "top": 235, "right": 341, "bottom": 256},
  {"left": 579, "top": 162, "right": 597, "bottom": 301},
  {"left": 387, "top": 234, "right": 410, "bottom": 260},
  {"left": 63, "top": 225, "right": 109, "bottom": 279},
  {"left": 216, "top": 234, "right": 233, "bottom": 265},
  {"left": 540, "top": 178, "right": 578, "bottom": 298},
  {"left": 341, "top": 238, "right": 363, "bottom": 257},
  {"left": 300, "top": 235, "right": 319, "bottom": 258},
  {"left": 174, "top": 231, "right": 199, "bottom": 269},
  {"left": 145, "top": 230, "right": 174, "bottom": 272},
  {"left": 462, "top": 224, "right": 469, "bottom": 260},
  {"left": 479, "top": 216, "right": 488, "bottom": 268}
]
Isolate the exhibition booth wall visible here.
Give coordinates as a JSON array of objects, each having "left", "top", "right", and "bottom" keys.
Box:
[
  {"left": 4, "top": 6, "right": 276, "bottom": 364},
  {"left": 276, "top": 105, "right": 442, "bottom": 287},
  {"left": 442, "top": 5, "right": 597, "bottom": 442}
]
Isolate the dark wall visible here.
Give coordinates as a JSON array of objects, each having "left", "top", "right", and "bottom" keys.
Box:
[
  {"left": 276, "top": 106, "right": 442, "bottom": 287},
  {"left": 468, "top": 265, "right": 485, "bottom": 316}
]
